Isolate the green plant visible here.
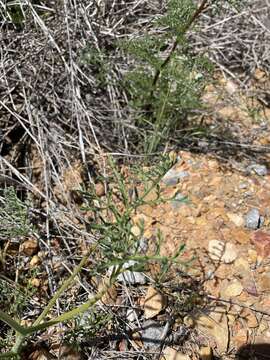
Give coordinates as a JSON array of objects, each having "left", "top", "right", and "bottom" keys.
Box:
[
  {"left": 63, "top": 307, "right": 112, "bottom": 346},
  {"left": 0, "top": 188, "right": 32, "bottom": 240},
  {"left": 0, "top": 1, "right": 50, "bottom": 29},
  {"left": 121, "top": 0, "right": 244, "bottom": 153},
  {"left": 0, "top": 156, "right": 187, "bottom": 359},
  {"left": 120, "top": 0, "right": 210, "bottom": 153},
  {"left": 79, "top": 46, "right": 110, "bottom": 87},
  {"left": 0, "top": 275, "right": 37, "bottom": 353},
  {"left": 0, "top": 188, "right": 33, "bottom": 269}
]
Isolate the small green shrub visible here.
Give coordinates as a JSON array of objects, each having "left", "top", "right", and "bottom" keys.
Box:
[
  {"left": 0, "top": 188, "right": 32, "bottom": 239},
  {"left": 0, "top": 156, "right": 187, "bottom": 359},
  {"left": 120, "top": 0, "right": 244, "bottom": 152}
]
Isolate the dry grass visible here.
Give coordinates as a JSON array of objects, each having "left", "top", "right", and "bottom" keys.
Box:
[
  {"left": 192, "top": 0, "right": 270, "bottom": 84},
  {"left": 0, "top": 0, "right": 270, "bottom": 358}
]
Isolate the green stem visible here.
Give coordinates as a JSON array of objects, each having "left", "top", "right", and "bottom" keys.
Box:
[
  {"left": 11, "top": 333, "right": 25, "bottom": 355},
  {"left": 0, "top": 311, "right": 26, "bottom": 335},
  {"left": 0, "top": 251, "right": 92, "bottom": 357},
  {"left": 23, "top": 272, "right": 117, "bottom": 335},
  {"left": 0, "top": 352, "right": 18, "bottom": 359},
  {"left": 33, "top": 251, "right": 91, "bottom": 326},
  {"left": 151, "top": 0, "right": 210, "bottom": 94}
]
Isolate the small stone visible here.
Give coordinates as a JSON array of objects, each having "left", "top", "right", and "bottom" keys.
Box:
[
  {"left": 177, "top": 204, "right": 193, "bottom": 217},
  {"left": 234, "top": 328, "right": 248, "bottom": 348},
  {"left": 144, "top": 287, "right": 167, "bottom": 319},
  {"left": 130, "top": 225, "right": 141, "bottom": 237},
  {"left": 141, "top": 320, "right": 165, "bottom": 350},
  {"left": 239, "top": 182, "right": 248, "bottom": 189},
  {"left": 194, "top": 308, "right": 229, "bottom": 352},
  {"left": 234, "top": 257, "right": 250, "bottom": 273},
  {"left": 95, "top": 182, "right": 105, "bottom": 197},
  {"left": 109, "top": 260, "right": 147, "bottom": 285},
  {"left": 31, "top": 278, "right": 40, "bottom": 287},
  {"left": 233, "top": 229, "right": 250, "bottom": 244},
  {"left": 227, "top": 213, "right": 244, "bottom": 227},
  {"left": 162, "top": 168, "right": 189, "bottom": 186},
  {"left": 171, "top": 193, "right": 187, "bottom": 210},
  {"left": 29, "top": 255, "right": 41, "bottom": 268},
  {"left": 227, "top": 313, "right": 236, "bottom": 326},
  {"left": 21, "top": 238, "right": 39, "bottom": 256},
  {"left": 258, "top": 273, "right": 270, "bottom": 292},
  {"left": 252, "top": 231, "right": 270, "bottom": 258},
  {"left": 215, "top": 264, "right": 232, "bottom": 279},
  {"left": 242, "top": 278, "right": 258, "bottom": 297},
  {"left": 254, "top": 68, "right": 266, "bottom": 81},
  {"left": 242, "top": 309, "right": 258, "bottom": 328},
  {"left": 208, "top": 240, "right": 238, "bottom": 264},
  {"left": 247, "top": 164, "right": 268, "bottom": 176},
  {"left": 198, "top": 140, "right": 208, "bottom": 149},
  {"left": 127, "top": 308, "right": 139, "bottom": 323},
  {"left": 245, "top": 208, "right": 262, "bottom": 229},
  {"left": 163, "top": 347, "right": 190, "bottom": 360},
  {"left": 225, "top": 80, "right": 238, "bottom": 94},
  {"left": 138, "top": 237, "right": 148, "bottom": 253},
  {"left": 248, "top": 249, "right": 258, "bottom": 263},
  {"left": 257, "top": 319, "right": 269, "bottom": 335},
  {"left": 199, "top": 346, "right": 213, "bottom": 360},
  {"left": 221, "top": 279, "right": 243, "bottom": 298}
]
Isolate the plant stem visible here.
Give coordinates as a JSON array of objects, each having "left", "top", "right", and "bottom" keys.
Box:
[
  {"left": 0, "top": 352, "right": 18, "bottom": 359},
  {"left": 0, "top": 251, "right": 92, "bottom": 357},
  {"left": 151, "top": 0, "right": 210, "bottom": 92},
  {"left": 0, "top": 311, "right": 26, "bottom": 335},
  {"left": 33, "top": 251, "right": 91, "bottom": 326},
  {"left": 23, "top": 272, "right": 118, "bottom": 335}
]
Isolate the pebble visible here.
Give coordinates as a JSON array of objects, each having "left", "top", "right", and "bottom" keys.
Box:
[
  {"left": 239, "top": 182, "right": 248, "bottom": 189},
  {"left": 208, "top": 240, "right": 238, "bottom": 264},
  {"left": 29, "top": 255, "right": 41, "bottom": 268},
  {"left": 21, "top": 238, "right": 39, "bottom": 256},
  {"left": 162, "top": 168, "right": 189, "bottom": 186},
  {"left": 245, "top": 208, "right": 263, "bottom": 229},
  {"left": 31, "top": 278, "right": 40, "bottom": 288},
  {"left": 95, "top": 182, "right": 105, "bottom": 197},
  {"left": 140, "top": 320, "right": 166, "bottom": 350},
  {"left": 199, "top": 346, "right": 213, "bottom": 360},
  {"left": 247, "top": 164, "right": 268, "bottom": 176},
  {"left": 163, "top": 347, "right": 190, "bottom": 360},
  {"left": 109, "top": 260, "right": 148, "bottom": 285},
  {"left": 171, "top": 193, "right": 187, "bottom": 210},
  {"left": 252, "top": 231, "right": 270, "bottom": 258},
  {"left": 221, "top": 279, "right": 243, "bottom": 298},
  {"left": 138, "top": 237, "right": 148, "bottom": 254},
  {"left": 227, "top": 213, "right": 244, "bottom": 227},
  {"left": 126, "top": 308, "right": 139, "bottom": 323}
]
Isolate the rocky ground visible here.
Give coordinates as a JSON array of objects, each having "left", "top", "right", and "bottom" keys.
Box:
[
  {"left": 1, "top": 1, "right": 270, "bottom": 359},
  {"left": 131, "top": 148, "right": 270, "bottom": 359},
  {"left": 122, "top": 70, "right": 270, "bottom": 359},
  {"left": 1, "top": 47, "right": 270, "bottom": 360},
  {"left": 1, "top": 69, "right": 268, "bottom": 360}
]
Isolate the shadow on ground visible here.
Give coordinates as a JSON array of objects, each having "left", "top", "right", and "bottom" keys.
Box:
[
  {"left": 235, "top": 343, "right": 270, "bottom": 360},
  {"left": 173, "top": 120, "right": 270, "bottom": 173}
]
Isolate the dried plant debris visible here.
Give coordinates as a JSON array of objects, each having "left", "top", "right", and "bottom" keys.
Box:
[
  {"left": 1, "top": 1, "right": 270, "bottom": 359},
  {"left": 191, "top": 0, "right": 270, "bottom": 79},
  {"left": 1, "top": 0, "right": 269, "bottom": 175}
]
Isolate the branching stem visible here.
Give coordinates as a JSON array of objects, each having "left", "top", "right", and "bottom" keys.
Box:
[{"left": 151, "top": 0, "right": 210, "bottom": 93}]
